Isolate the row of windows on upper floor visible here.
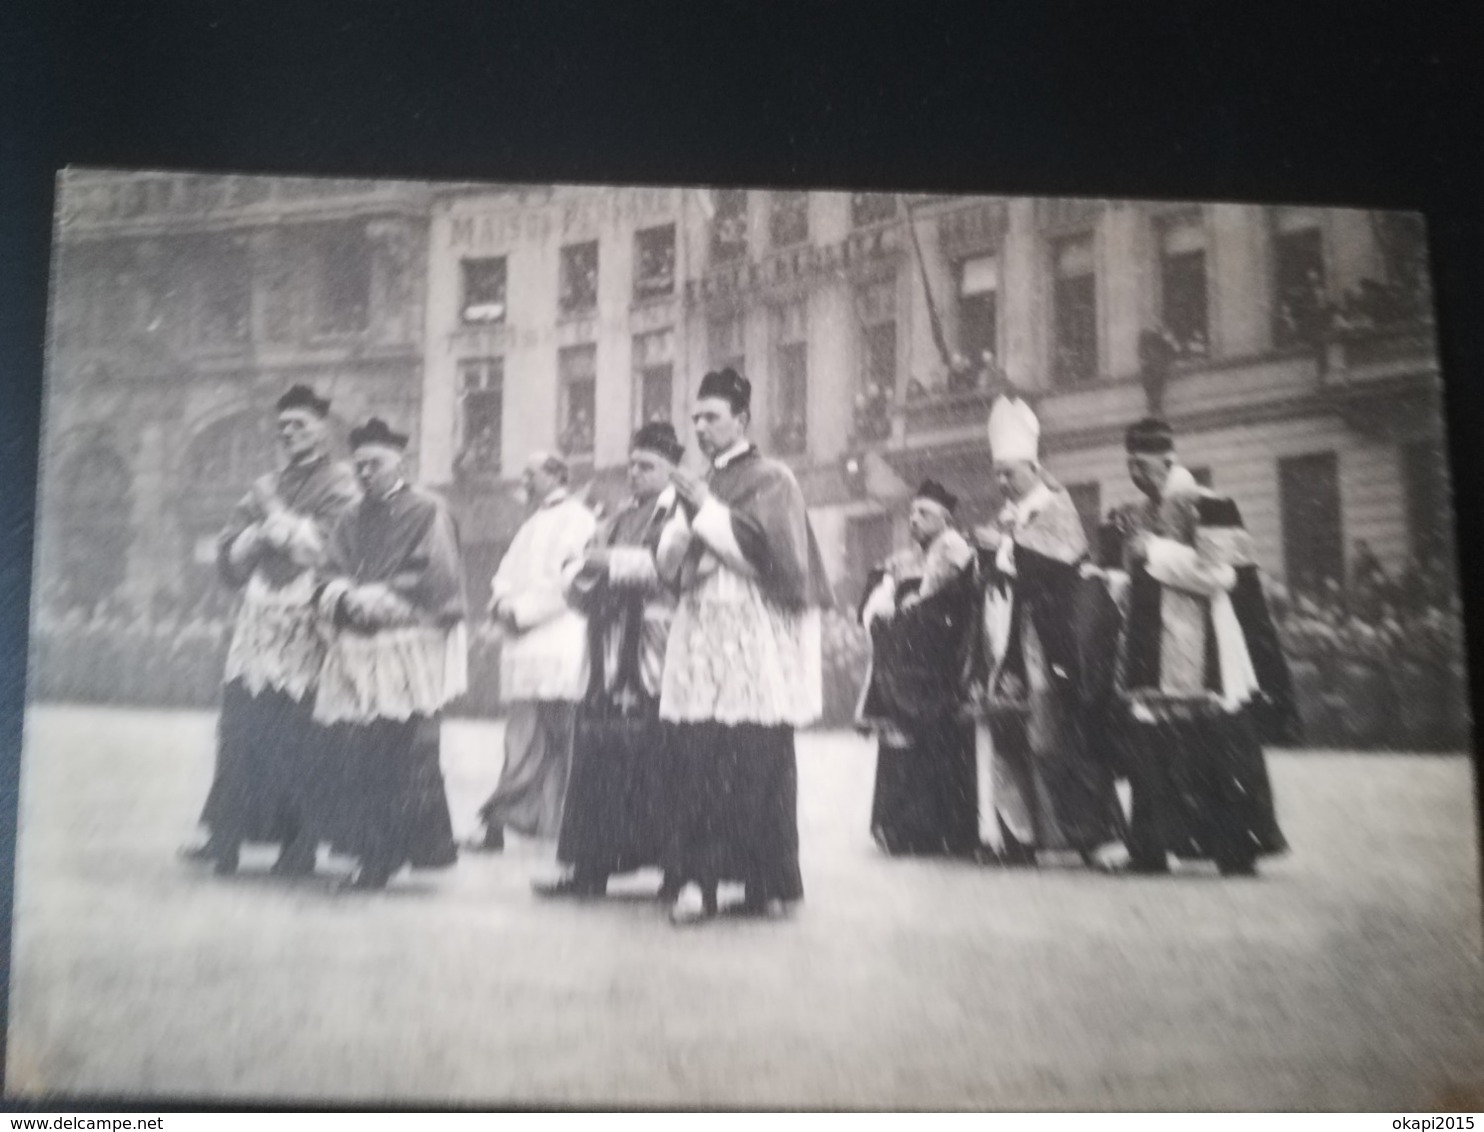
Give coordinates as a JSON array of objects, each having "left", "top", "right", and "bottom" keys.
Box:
[
  {"left": 449, "top": 210, "right": 1434, "bottom": 478},
  {"left": 457, "top": 209, "right": 1431, "bottom": 392},
  {"left": 57, "top": 222, "right": 380, "bottom": 350},
  {"left": 456, "top": 192, "right": 902, "bottom": 325}
]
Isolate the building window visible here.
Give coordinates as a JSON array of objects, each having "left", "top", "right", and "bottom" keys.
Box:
[
  {"left": 632, "top": 328, "right": 675, "bottom": 425},
  {"left": 710, "top": 190, "right": 748, "bottom": 265},
  {"left": 1273, "top": 208, "right": 1328, "bottom": 347},
  {"left": 1279, "top": 451, "right": 1343, "bottom": 601},
  {"left": 707, "top": 313, "right": 746, "bottom": 376},
  {"left": 194, "top": 237, "right": 250, "bottom": 347},
  {"left": 315, "top": 223, "right": 371, "bottom": 334},
  {"left": 772, "top": 301, "right": 808, "bottom": 456},
  {"left": 559, "top": 241, "right": 599, "bottom": 317},
  {"left": 852, "top": 280, "right": 896, "bottom": 443},
  {"left": 455, "top": 358, "right": 504, "bottom": 482},
  {"left": 774, "top": 344, "right": 808, "bottom": 455},
  {"left": 1157, "top": 212, "right": 1209, "bottom": 357},
  {"left": 634, "top": 224, "right": 676, "bottom": 301},
  {"left": 851, "top": 193, "right": 896, "bottom": 228},
  {"left": 1051, "top": 234, "right": 1098, "bottom": 385},
  {"left": 770, "top": 191, "right": 809, "bottom": 248},
  {"left": 957, "top": 254, "right": 999, "bottom": 371},
  {"left": 461, "top": 257, "right": 507, "bottom": 324},
  {"left": 558, "top": 345, "right": 597, "bottom": 457}
]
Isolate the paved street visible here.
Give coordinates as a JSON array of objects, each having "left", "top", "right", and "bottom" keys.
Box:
[{"left": 6, "top": 705, "right": 1484, "bottom": 1109}]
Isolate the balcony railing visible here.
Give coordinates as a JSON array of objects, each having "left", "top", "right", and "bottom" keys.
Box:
[
  {"left": 899, "top": 387, "right": 997, "bottom": 437},
  {"left": 1321, "top": 320, "right": 1438, "bottom": 389}
]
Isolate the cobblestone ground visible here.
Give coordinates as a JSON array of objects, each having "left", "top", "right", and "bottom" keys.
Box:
[{"left": 6, "top": 705, "right": 1484, "bottom": 1110}]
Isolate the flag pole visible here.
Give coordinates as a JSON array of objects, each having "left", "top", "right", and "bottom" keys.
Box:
[{"left": 897, "top": 193, "right": 954, "bottom": 373}]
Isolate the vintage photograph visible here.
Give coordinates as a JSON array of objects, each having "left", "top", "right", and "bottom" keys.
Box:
[{"left": 5, "top": 169, "right": 1479, "bottom": 1108}]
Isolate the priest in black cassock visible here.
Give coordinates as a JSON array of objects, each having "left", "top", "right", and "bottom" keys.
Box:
[
  {"left": 533, "top": 421, "right": 685, "bottom": 899},
  {"left": 658, "top": 368, "right": 835, "bottom": 925},
  {"left": 1103, "top": 418, "right": 1297, "bottom": 875},
  {"left": 857, "top": 479, "right": 981, "bottom": 856},
  {"left": 183, "top": 385, "right": 360, "bottom": 876},
  {"left": 312, "top": 418, "right": 466, "bottom": 890}
]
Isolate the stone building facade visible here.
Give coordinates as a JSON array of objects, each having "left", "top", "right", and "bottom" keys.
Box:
[
  {"left": 420, "top": 186, "right": 1446, "bottom": 609},
  {"left": 40, "top": 170, "right": 431, "bottom": 614}
]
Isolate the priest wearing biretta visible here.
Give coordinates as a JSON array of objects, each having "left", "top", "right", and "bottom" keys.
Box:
[
  {"left": 183, "top": 384, "right": 360, "bottom": 878},
  {"left": 856, "top": 477, "right": 981, "bottom": 857}
]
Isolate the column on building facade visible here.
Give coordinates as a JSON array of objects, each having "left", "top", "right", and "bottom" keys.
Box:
[
  {"left": 418, "top": 208, "right": 461, "bottom": 485},
  {"left": 808, "top": 283, "right": 853, "bottom": 462},
  {"left": 1327, "top": 208, "right": 1384, "bottom": 298},
  {"left": 594, "top": 206, "right": 639, "bottom": 469},
  {"left": 742, "top": 303, "right": 773, "bottom": 442},
  {"left": 123, "top": 419, "right": 176, "bottom": 605},
  {"left": 1100, "top": 203, "right": 1157, "bottom": 380},
  {"left": 1209, "top": 203, "right": 1274, "bottom": 358},
  {"left": 366, "top": 217, "right": 422, "bottom": 348},
  {"left": 799, "top": 192, "right": 855, "bottom": 461},
  {"left": 1001, "top": 198, "right": 1050, "bottom": 392},
  {"left": 510, "top": 206, "right": 564, "bottom": 475},
  {"left": 746, "top": 190, "right": 771, "bottom": 262}
]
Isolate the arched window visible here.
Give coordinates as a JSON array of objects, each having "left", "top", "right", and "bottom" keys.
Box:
[
  {"left": 178, "top": 410, "right": 278, "bottom": 536},
  {"left": 55, "top": 443, "right": 133, "bottom": 608}
]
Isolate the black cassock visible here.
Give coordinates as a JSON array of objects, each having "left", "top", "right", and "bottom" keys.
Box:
[
  {"left": 556, "top": 496, "right": 677, "bottom": 883},
  {"left": 858, "top": 561, "right": 982, "bottom": 856}
]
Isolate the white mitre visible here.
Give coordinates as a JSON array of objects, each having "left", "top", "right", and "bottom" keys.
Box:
[{"left": 987, "top": 393, "right": 1040, "bottom": 465}]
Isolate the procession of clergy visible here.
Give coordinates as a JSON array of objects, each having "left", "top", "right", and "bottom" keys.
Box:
[{"left": 181, "top": 364, "right": 1298, "bottom": 924}]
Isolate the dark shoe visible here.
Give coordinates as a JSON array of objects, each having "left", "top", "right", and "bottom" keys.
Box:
[
  {"left": 270, "top": 843, "right": 318, "bottom": 878},
  {"left": 726, "top": 895, "right": 793, "bottom": 921},
  {"left": 211, "top": 843, "right": 240, "bottom": 876},
  {"left": 341, "top": 864, "right": 392, "bottom": 891},
  {"left": 532, "top": 874, "right": 608, "bottom": 899},
  {"left": 179, "top": 841, "right": 220, "bottom": 864},
  {"left": 974, "top": 844, "right": 1037, "bottom": 868},
  {"left": 1106, "top": 856, "right": 1170, "bottom": 876}
]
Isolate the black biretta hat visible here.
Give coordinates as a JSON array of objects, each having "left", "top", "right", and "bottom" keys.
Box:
[
  {"left": 914, "top": 478, "right": 958, "bottom": 514},
  {"left": 1125, "top": 417, "right": 1175, "bottom": 455},
  {"left": 697, "top": 367, "right": 751, "bottom": 414},
  {"left": 632, "top": 420, "right": 684, "bottom": 465},
  {"left": 348, "top": 417, "right": 409, "bottom": 451},
  {"left": 276, "top": 385, "right": 331, "bottom": 418}
]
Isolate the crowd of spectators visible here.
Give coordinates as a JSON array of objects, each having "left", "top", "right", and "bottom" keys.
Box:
[{"left": 25, "top": 539, "right": 1470, "bottom": 751}]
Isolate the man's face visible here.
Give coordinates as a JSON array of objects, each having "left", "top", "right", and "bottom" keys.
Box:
[
  {"left": 908, "top": 499, "right": 949, "bottom": 547},
  {"left": 628, "top": 449, "right": 672, "bottom": 501},
  {"left": 1127, "top": 453, "right": 1172, "bottom": 500},
  {"left": 691, "top": 397, "right": 747, "bottom": 460},
  {"left": 277, "top": 410, "right": 325, "bottom": 463},
  {"left": 994, "top": 459, "right": 1040, "bottom": 502},
  {"left": 352, "top": 445, "right": 404, "bottom": 501}
]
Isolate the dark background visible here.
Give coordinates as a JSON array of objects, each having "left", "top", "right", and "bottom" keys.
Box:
[{"left": 2, "top": 0, "right": 1481, "bottom": 1110}]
